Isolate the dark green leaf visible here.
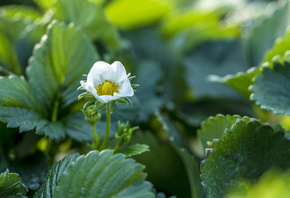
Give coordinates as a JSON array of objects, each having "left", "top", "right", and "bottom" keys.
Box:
[
  {"left": 130, "top": 131, "right": 203, "bottom": 198},
  {"left": 201, "top": 119, "right": 290, "bottom": 198},
  {"left": 184, "top": 40, "right": 248, "bottom": 100},
  {"left": 0, "top": 152, "right": 49, "bottom": 191},
  {"left": 0, "top": 75, "right": 48, "bottom": 132},
  {"left": 250, "top": 55, "right": 290, "bottom": 115},
  {"left": 0, "top": 170, "right": 27, "bottom": 197},
  {"left": 117, "top": 143, "right": 149, "bottom": 157},
  {"left": 134, "top": 61, "right": 165, "bottom": 122},
  {"left": 54, "top": 150, "right": 154, "bottom": 197},
  {"left": 34, "top": 153, "right": 80, "bottom": 198},
  {"left": 197, "top": 114, "right": 251, "bottom": 155}
]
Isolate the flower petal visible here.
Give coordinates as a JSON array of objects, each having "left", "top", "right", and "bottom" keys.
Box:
[
  {"left": 80, "top": 80, "right": 95, "bottom": 92},
  {"left": 87, "top": 61, "right": 110, "bottom": 86},
  {"left": 98, "top": 95, "right": 120, "bottom": 103},
  {"left": 111, "top": 61, "right": 127, "bottom": 83},
  {"left": 118, "top": 78, "right": 134, "bottom": 97}
]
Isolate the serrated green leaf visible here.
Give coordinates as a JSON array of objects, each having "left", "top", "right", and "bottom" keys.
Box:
[
  {"left": 34, "top": 153, "right": 80, "bottom": 198},
  {"left": 0, "top": 170, "right": 27, "bottom": 197},
  {"left": 54, "top": 0, "right": 120, "bottom": 49},
  {"left": 250, "top": 55, "right": 290, "bottom": 115},
  {"left": 117, "top": 143, "right": 149, "bottom": 157},
  {"left": 245, "top": 1, "right": 290, "bottom": 66},
  {"left": 106, "top": 0, "right": 170, "bottom": 30},
  {"left": 0, "top": 75, "right": 48, "bottom": 132},
  {"left": 54, "top": 150, "right": 154, "bottom": 198},
  {"left": 197, "top": 114, "right": 251, "bottom": 155},
  {"left": 201, "top": 119, "right": 290, "bottom": 198}
]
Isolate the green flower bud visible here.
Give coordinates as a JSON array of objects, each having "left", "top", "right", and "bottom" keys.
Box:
[
  {"left": 81, "top": 105, "right": 101, "bottom": 125},
  {"left": 115, "top": 121, "right": 139, "bottom": 145}
]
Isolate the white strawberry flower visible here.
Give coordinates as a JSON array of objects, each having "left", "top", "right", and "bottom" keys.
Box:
[{"left": 80, "top": 61, "right": 134, "bottom": 103}]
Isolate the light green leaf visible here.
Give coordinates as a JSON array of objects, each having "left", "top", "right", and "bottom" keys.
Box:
[
  {"left": 0, "top": 170, "right": 27, "bottom": 197},
  {"left": 245, "top": 1, "right": 290, "bottom": 66},
  {"left": 34, "top": 153, "right": 80, "bottom": 198},
  {"left": 262, "top": 30, "right": 290, "bottom": 67},
  {"left": 227, "top": 169, "right": 290, "bottom": 198},
  {"left": 201, "top": 119, "right": 290, "bottom": 198},
  {"left": 1, "top": 5, "right": 42, "bottom": 22},
  {"left": 250, "top": 54, "right": 290, "bottom": 115},
  {"left": 33, "top": 0, "right": 56, "bottom": 11},
  {"left": 197, "top": 114, "right": 251, "bottom": 155},
  {"left": 54, "top": 0, "right": 120, "bottom": 49},
  {"left": 106, "top": 0, "right": 171, "bottom": 30},
  {"left": 0, "top": 16, "right": 23, "bottom": 74},
  {"left": 117, "top": 143, "right": 149, "bottom": 157},
  {"left": 54, "top": 150, "right": 154, "bottom": 198},
  {"left": 212, "top": 67, "right": 260, "bottom": 98}
]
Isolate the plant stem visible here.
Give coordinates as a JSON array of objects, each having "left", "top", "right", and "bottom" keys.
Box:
[
  {"left": 51, "top": 91, "right": 60, "bottom": 122},
  {"left": 92, "top": 124, "right": 100, "bottom": 149},
  {"left": 113, "top": 143, "right": 120, "bottom": 153},
  {"left": 100, "top": 104, "right": 111, "bottom": 150}
]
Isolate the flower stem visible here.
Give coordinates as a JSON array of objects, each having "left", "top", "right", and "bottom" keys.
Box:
[
  {"left": 51, "top": 91, "right": 60, "bottom": 122},
  {"left": 100, "top": 104, "right": 111, "bottom": 150},
  {"left": 92, "top": 124, "right": 100, "bottom": 149}
]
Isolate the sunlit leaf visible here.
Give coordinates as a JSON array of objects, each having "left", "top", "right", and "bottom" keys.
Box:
[
  {"left": 106, "top": 0, "right": 171, "bottom": 29},
  {"left": 54, "top": 0, "right": 120, "bottom": 49},
  {"left": 227, "top": 170, "right": 290, "bottom": 198}
]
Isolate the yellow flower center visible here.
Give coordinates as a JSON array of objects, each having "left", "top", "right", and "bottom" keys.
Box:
[{"left": 96, "top": 80, "right": 118, "bottom": 96}]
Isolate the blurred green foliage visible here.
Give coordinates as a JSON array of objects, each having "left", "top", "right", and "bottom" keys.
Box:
[{"left": 0, "top": 0, "right": 290, "bottom": 197}]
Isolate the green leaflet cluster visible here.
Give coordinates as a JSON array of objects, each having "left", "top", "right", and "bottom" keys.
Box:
[
  {"left": 35, "top": 150, "right": 154, "bottom": 198},
  {"left": 0, "top": 21, "right": 99, "bottom": 140},
  {"left": 200, "top": 119, "right": 290, "bottom": 198}
]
